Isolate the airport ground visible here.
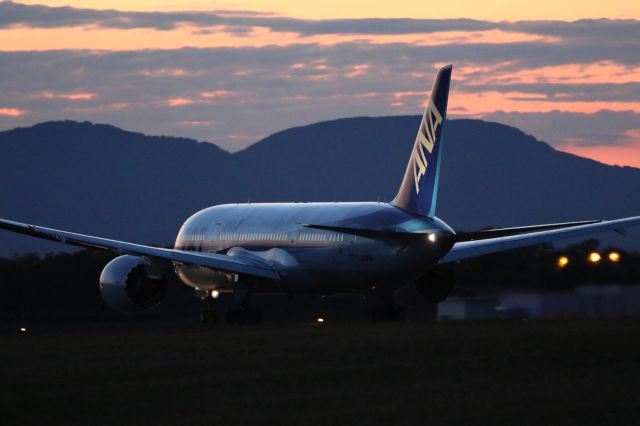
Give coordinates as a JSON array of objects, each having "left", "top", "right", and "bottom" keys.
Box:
[{"left": 2, "top": 319, "right": 640, "bottom": 425}]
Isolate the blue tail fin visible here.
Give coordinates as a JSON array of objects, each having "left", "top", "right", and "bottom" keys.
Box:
[{"left": 392, "top": 65, "right": 452, "bottom": 217}]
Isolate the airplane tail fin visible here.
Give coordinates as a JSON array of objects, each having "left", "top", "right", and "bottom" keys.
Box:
[{"left": 391, "top": 65, "right": 452, "bottom": 217}]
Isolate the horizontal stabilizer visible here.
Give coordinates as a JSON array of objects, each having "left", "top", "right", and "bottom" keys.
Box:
[
  {"left": 303, "top": 223, "right": 430, "bottom": 239},
  {"left": 456, "top": 220, "right": 602, "bottom": 242},
  {"left": 441, "top": 216, "right": 640, "bottom": 263}
]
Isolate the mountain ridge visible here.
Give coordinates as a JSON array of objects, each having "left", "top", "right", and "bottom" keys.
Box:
[{"left": 1, "top": 117, "right": 639, "bottom": 256}]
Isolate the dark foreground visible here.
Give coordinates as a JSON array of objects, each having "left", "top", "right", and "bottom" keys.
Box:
[{"left": 3, "top": 320, "right": 640, "bottom": 426}]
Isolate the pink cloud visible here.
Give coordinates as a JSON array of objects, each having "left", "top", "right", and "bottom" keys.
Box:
[
  {"left": 0, "top": 107, "right": 25, "bottom": 117},
  {"left": 448, "top": 91, "right": 640, "bottom": 114},
  {"left": 167, "top": 97, "right": 196, "bottom": 107},
  {"left": 200, "top": 90, "right": 235, "bottom": 98},
  {"left": 463, "top": 61, "right": 640, "bottom": 86},
  {"left": 177, "top": 120, "right": 213, "bottom": 126},
  {"left": 139, "top": 68, "right": 189, "bottom": 77},
  {"left": 41, "top": 91, "right": 96, "bottom": 101}
]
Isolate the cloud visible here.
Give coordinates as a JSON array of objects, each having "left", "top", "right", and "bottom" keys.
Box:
[
  {"left": 40, "top": 91, "right": 96, "bottom": 100},
  {"left": 0, "top": 3, "right": 638, "bottom": 165},
  {"left": 0, "top": 107, "right": 24, "bottom": 117},
  {"left": 0, "top": 44, "right": 638, "bottom": 151},
  {"left": 166, "top": 97, "right": 197, "bottom": 107},
  {"left": 0, "top": 2, "right": 639, "bottom": 52}
]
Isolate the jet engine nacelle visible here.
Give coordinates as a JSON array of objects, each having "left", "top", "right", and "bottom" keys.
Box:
[
  {"left": 99, "top": 255, "right": 167, "bottom": 313},
  {"left": 414, "top": 265, "right": 455, "bottom": 303}
]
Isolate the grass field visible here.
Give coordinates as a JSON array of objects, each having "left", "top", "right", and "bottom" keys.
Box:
[{"left": 2, "top": 320, "right": 640, "bottom": 425}]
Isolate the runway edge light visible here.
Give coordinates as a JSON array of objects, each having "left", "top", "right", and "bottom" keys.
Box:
[
  {"left": 588, "top": 252, "right": 602, "bottom": 264},
  {"left": 557, "top": 256, "right": 569, "bottom": 268}
]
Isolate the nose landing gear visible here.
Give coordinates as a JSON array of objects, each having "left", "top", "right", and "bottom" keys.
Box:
[
  {"left": 200, "top": 300, "right": 219, "bottom": 324},
  {"left": 196, "top": 288, "right": 220, "bottom": 324},
  {"left": 225, "top": 277, "right": 264, "bottom": 325},
  {"left": 194, "top": 275, "right": 265, "bottom": 325}
]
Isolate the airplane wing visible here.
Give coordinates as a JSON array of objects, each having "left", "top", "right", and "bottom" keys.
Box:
[
  {"left": 441, "top": 216, "right": 640, "bottom": 263},
  {"left": 0, "top": 218, "right": 279, "bottom": 280}
]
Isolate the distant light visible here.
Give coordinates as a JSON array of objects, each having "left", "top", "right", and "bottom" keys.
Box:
[
  {"left": 19, "top": 327, "right": 27, "bottom": 333},
  {"left": 316, "top": 317, "right": 325, "bottom": 324},
  {"left": 211, "top": 290, "right": 220, "bottom": 299},
  {"left": 428, "top": 233, "right": 436, "bottom": 243},
  {"left": 557, "top": 256, "right": 569, "bottom": 268},
  {"left": 588, "top": 252, "right": 602, "bottom": 264},
  {"left": 608, "top": 251, "right": 621, "bottom": 263}
]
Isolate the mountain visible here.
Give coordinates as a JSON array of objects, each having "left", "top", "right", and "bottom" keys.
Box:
[
  {"left": 236, "top": 117, "right": 640, "bottom": 229},
  {"left": 0, "top": 121, "right": 284, "bottom": 255},
  {"left": 1, "top": 118, "right": 639, "bottom": 256}
]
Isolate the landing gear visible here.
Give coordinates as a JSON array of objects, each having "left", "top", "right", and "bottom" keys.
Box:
[
  {"left": 366, "top": 289, "right": 406, "bottom": 322},
  {"left": 196, "top": 289, "right": 220, "bottom": 324},
  {"left": 224, "top": 276, "right": 264, "bottom": 325},
  {"left": 192, "top": 277, "right": 265, "bottom": 325},
  {"left": 200, "top": 300, "right": 219, "bottom": 324}
]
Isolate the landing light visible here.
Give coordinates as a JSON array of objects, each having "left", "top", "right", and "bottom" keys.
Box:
[
  {"left": 317, "top": 317, "right": 325, "bottom": 324},
  {"left": 428, "top": 233, "right": 436, "bottom": 243},
  {"left": 211, "top": 290, "right": 220, "bottom": 299},
  {"left": 588, "top": 252, "right": 602, "bottom": 264},
  {"left": 609, "top": 251, "right": 621, "bottom": 263},
  {"left": 557, "top": 256, "right": 569, "bottom": 268},
  {"left": 19, "top": 327, "right": 27, "bottom": 333}
]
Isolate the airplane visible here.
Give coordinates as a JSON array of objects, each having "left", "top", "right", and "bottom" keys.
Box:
[{"left": 2, "top": 64, "right": 640, "bottom": 324}]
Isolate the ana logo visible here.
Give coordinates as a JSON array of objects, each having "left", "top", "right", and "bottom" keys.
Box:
[{"left": 412, "top": 99, "right": 443, "bottom": 193}]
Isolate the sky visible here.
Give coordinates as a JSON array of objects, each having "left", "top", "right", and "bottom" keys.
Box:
[{"left": 0, "top": 1, "right": 639, "bottom": 166}]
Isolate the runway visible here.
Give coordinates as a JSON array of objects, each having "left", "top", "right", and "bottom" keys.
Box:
[{"left": 3, "top": 320, "right": 640, "bottom": 425}]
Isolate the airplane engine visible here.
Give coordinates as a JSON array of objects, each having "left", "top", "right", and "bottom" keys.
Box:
[
  {"left": 99, "top": 255, "right": 167, "bottom": 313},
  {"left": 414, "top": 265, "right": 455, "bottom": 303}
]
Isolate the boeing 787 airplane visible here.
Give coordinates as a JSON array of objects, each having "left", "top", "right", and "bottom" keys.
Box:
[{"left": 2, "top": 65, "right": 639, "bottom": 323}]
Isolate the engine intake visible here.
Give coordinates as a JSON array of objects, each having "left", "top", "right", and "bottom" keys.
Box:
[{"left": 99, "top": 255, "right": 167, "bottom": 313}]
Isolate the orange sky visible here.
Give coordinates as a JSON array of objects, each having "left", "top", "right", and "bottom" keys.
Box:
[
  {"left": 0, "top": 26, "right": 560, "bottom": 51},
  {"left": 559, "top": 132, "right": 640, "bottom": 168},
  {"left": 14, "top": 0, "right": 640, "bottom": 20}
]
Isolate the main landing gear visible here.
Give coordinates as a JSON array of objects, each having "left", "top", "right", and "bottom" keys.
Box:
[
  {"left": 366, "top": 289, "right": 406, "bottom": 322},
  {"left": 195, "top": 279, "right": 264, "bottom": 325},
  {"left": 225, "top": 277, "right": 264, "bottom": 325}
]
